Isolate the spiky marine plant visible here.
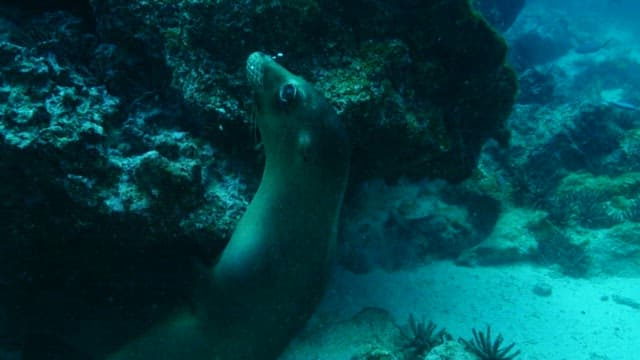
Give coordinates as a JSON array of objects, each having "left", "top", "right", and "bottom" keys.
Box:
[
  {"left": 458, "top": 326, "right": 521, "bottom": 360},
  {"left": 401, "top": 314, "right": 450, "bottom": 358}
]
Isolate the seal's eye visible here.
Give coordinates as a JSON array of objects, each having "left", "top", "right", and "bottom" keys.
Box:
[{"left": 278, "top": 83, "right": 297, "bottom": 104}]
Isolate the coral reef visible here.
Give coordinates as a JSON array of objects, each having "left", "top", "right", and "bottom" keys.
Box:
[
  {"left": 339, "top": 94, "right": 639, "bottom": 276},
  {"left": 0, "top": 0, "right": 517, "bottom": 355},
  {"left": 86, "top": 0, "right": 517, "bottom": 182},
  {"left": 547, "top": 172, "right": 640, "bottom": 229}
]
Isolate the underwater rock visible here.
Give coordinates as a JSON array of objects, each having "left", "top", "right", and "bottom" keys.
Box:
[
  {"left": 506, "top": 8, "right": 573, "bottom": 70},
  {"left": 508, "top": 31, "right": 572, "bottom": 70},
  {"left": 530, "top": 219, "right": 591, "bottom": 278},
  {"left": 3, "top": 0, "right": 517, "bottom": 248},
  {"left": 568, "top": 59, "right": 640, "bottom": 105},
  {"left": 611, "top": 294, "right": 640, "bottom": 310},
  {"left": 532, "top": 282, "right": 553, "bottom": 297},
  {"left": 506, "top": 103, "right": 634, "bottom": 210},
  {"left": 339, "top": 155, "right": 514, "bottom": 272},
  {"left": 280, "top": 307, "right": 404, "bottom": 360},
  {"left": 456, "top": 207, "right": 542, "bottom": 266},
  {"left": 581, "top": 222, "right": 640, "bottom": 277},
  {"left": 547, "top": 172, "right": 640, "bottom": 229},
  {"left": 516, "top": 68, "right": 556, "bottom": 105},
  {"left": 328, "top": 0, "right": 516, "bottom": 182},
  {"left": 471, "top": 0, "right": 526, "bottom": 32},
  {"left": 425, "top": 340, "right": 477, "bottom": 360},
  {"left": 283, "top": 307, "right": 484, "bottom": 359},
  {"left": 1, "top": 0, "right": 93, "bottom": 24},
  {"left": 1, "top": 0, "right": 517, "bottom": 356},
  {"left": 92, "top": 0, "right": 516, "bottom": 182},
  {"left": 340, "top": 179, "right": 480, "bottom": 272},
  {"left": 351, "top": 349, "right": 398, "bottom": 360}
]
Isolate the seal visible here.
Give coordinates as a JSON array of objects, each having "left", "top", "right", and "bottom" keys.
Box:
[{"left": 108, "top": 52, "right": 350, "bottom": 359}]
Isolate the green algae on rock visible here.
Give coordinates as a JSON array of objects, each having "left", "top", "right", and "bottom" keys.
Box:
[
  {"left": 1, "top": 1, "right": 517, "bottom": 357},
  {"left": 94, "top": 0, "right": 516, "bottom": 182}
]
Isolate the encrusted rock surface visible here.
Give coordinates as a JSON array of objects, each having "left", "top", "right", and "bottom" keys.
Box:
[
  {"left": 0, "top": 0, "right": 517, "bottom": 350},
  {"left": 472, "top": 0, "right": 525, "bottom": 32}
]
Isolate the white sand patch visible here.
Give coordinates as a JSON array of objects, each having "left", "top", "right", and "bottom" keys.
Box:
[{"left": 314, "top": 261, "right": 640, "bottom": 360}]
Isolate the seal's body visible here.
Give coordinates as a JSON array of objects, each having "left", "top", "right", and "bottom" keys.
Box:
[
  {"left": 108, "top": 52, "right": 350, "bottom": 359},
  {"left": 210, "top": 52, "right": 350, "bottom": 358}
]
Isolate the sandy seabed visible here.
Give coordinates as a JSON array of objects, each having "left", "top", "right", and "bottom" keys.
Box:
[{"left": 314, "top": 261, "right": 640, "bottom": 360}]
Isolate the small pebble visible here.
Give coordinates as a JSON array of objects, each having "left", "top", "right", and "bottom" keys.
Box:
[
  {"left": 611, "top": 294, "right": 640, "bottom": 310},
  {"left": 532, "top": 282, "right": 553, "bottom": 297}
]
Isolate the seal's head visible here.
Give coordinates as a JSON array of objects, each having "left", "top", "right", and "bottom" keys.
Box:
[{"left": 246, "top": 52, "right": 348, "bottom": 174}]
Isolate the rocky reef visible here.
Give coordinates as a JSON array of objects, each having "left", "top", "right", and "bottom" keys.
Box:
[
  {"left": 472, "top": 0, "right": 526, "bottom": 32},
  {"left": 0, "top": 0, "right": 516, "bottom": 355},
  {"left": 338, "top": 9, "right": 640, "bottom": 275}
]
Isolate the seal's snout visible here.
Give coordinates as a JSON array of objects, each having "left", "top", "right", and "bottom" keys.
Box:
[{"left": 246, "top": 52, "right": 267, "bottom": 91}]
